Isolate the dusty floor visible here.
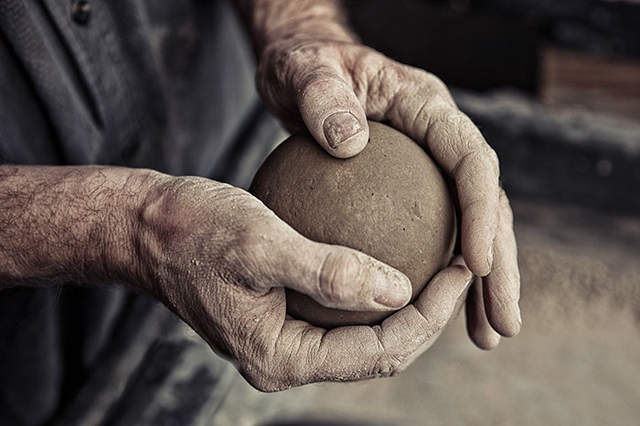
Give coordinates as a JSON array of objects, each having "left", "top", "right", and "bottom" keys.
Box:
[{"left": 210, "top": 200, "right": 640, "bottom": 426}]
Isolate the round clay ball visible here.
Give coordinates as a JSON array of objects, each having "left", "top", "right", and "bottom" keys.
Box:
[{"left": 250, "top": 121, "right": 457, "bottom": 328}]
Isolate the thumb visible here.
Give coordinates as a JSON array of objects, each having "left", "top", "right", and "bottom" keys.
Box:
[
  {"left": 272, "top": 236, "right": 412, "bottom": 312},
  {"left": 297, "top": 68, "right": 369, "bottom": 158}
]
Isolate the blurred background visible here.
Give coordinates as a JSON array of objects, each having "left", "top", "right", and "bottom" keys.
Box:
[
  {"left": 54, "top": 1, "right": 640, "bottom": 425},
  {"left": 347, "top": 0, "right": 640, "bottom": 214}
]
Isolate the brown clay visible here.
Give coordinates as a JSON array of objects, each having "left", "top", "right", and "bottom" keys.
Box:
[{"left": 250, "top": 121, "right": 457, "bottom": 327}]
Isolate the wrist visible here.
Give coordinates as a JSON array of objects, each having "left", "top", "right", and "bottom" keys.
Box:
[
  {"left": 103, "top": 169, "right": 171, "bottom": 290},
  {"left": 0, "top": 166, "right": 168, "bottom": 289},
  {"left": 236, "top": 0, "right": 357, "bottom": 57},
  {"left": 129, "top": 175, "right": 218, "bottom": 300}
]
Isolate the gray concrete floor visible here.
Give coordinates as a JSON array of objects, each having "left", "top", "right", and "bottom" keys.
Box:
[{"left": 211, "top": 200, "right": 640, "bottom": 426}]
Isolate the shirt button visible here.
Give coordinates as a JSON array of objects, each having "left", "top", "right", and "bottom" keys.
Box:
[{"left": 71, "top": 0, "right": 91, "bottom": 25}]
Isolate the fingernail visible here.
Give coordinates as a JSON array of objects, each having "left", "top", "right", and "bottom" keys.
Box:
[
  {"left": 323, "top": 112, "right": 363, "bottom": 148},
  {"left": 486, "top": 246, "right": 494, "bottom": 273},
  {"left": 467, "top": 274, "right": 475, "bottom": 288},
  {"left": 517, "top": 306, "right": 522, "bottom": 325},
  {"left": 374, "top": 271, "right": 412, "bottom": 309}
]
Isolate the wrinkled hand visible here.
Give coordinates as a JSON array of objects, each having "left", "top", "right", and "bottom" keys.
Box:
[
  {"left": 137, "top": 177, "right": 472, "bottom": 391},
  {"left": 257, "top": 40, "right": 521, "bottom": 347}
]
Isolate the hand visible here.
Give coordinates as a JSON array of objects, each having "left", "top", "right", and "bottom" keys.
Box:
[
  {"left": 135, "top": 176, "right": 473, "bottom": 391},
  {"left": 256, "top": 39, "right": 521, "bottom": 346}
]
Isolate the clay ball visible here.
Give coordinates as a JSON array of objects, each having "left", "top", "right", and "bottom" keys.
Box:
[{"left": 250, "top": 121, "right": 457, "bottom": 328}]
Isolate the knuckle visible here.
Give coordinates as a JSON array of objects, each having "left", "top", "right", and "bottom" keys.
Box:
[
  {"left": 349, "top": 48, "right": 385, "bottom": 93},
  {"left": 426, "top": 93, "right": 454, "bottom": 112},
  {"left": 429, "top": 313, "right": 450, "bottom": 336},
  {"left": 433, "top": 109, "right": 474, "bottom": 139},
  {"left": 484, "top": 146, "right": 500, "bottom": 174},
  {"left": 316, "top": 251, "right": 363, "bottom": 306},
  {"left": 454, "top": 145, "right": 500, "bottom": 182},
  {"left": 372, "top": 352, "right": 404, "bottom": 378},
  {"left": 419, "top": 71, "right": 450, "bottom": 98},
  {"left": 369, "top": 327, "right": 405, "bottom": 378},
  {"left": 374, "top": 62, "right": 402, "bottom": 85},
  {"left": 426, "top": 108, "right": 466, "bottom": 147},
  {"left": 438, "top": 108, "right": 466, "bottom": 126},
  {"left": 499, "top": 188, "right": 515, "bottom": 223},
  {"left": 299, "top": 67, "right": 348, "bottom": 98},
  {"left": 367, "top": 62, "right": 405, "bottom": 111}
]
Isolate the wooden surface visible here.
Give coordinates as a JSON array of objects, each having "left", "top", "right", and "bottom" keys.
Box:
[{"left": 541, "top": 47, "right": 640, "bottom": 121}]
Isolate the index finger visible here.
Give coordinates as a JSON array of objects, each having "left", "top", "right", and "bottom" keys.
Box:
[{"left": 374, "top": 69, "right": 500, "bottom": 277}]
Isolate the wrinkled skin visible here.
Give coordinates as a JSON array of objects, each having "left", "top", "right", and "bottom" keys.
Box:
[
  {"left": 0, "top": 1, "right": 521, "bottom": 396},
  {"left": 138, "top": 176, "right": 474, "bottom": 391},
  {"left": 256, "top": 39, "right": 521, "bottom": 349}
]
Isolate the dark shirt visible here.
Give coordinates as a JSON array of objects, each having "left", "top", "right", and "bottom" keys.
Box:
[{"left": 0, "top": 1, "right": 275, "bottom": 424}]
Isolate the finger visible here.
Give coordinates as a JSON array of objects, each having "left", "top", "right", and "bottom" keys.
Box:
[
  {"left": 296, "top": 66, "right": 369, "bottom": 158},
  {"left": 252, "top": 263, "right": 473, "bottom": 390},
  {"left": 483, "top": 189, "right": 522, "bottom": 337},
  {"left": 451, "top": 279, "right": 469, "bottom": 321},
  {"left": 465, "top": 277, "right": 501, "bottom": 350},
  {"left": 321, "top": 264, "right": 472, "bottom": 380},
  {"left": 390, "top": 262, "right": 470, "bottom": 345},
  {"left": 379, "top": 73, "right": 500, "bottom": 277},
  {"left": 270, "top": 235, "right": 412, "bottom": 312},
  {"left": 448, "top": 255, "right": 472, "bottom": 321}
]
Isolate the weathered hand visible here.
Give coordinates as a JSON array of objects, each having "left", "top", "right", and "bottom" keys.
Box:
[
  {"left": 257, "top": 39, "right": 521, "bottom": 346},
  {"left": 136, "top": 176, "right": 472, "bottom": 391}
]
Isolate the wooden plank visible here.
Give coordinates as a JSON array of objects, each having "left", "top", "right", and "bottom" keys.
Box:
[
  {"left": 454, "top": 89, "right": 640, "bottom": 214},
  {"left": 541, "top": 47, "right": 640, "bottom": 121}
]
